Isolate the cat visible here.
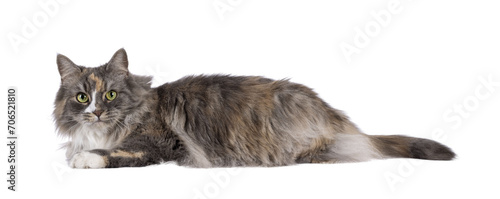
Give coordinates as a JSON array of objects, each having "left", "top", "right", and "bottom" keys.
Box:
[{"left": 54, "top": 48, "right": 455, "bottom": 168}]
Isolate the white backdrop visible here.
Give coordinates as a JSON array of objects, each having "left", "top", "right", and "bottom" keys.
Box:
[{"left": 1, "top": 0, "right": 499, "bottom": 198}]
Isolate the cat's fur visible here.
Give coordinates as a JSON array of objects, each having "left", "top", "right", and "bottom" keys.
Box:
[{"left": 54, "top": 48, "right": 455, "bottom": 168}]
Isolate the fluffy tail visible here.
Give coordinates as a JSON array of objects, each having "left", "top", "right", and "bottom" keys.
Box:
[{"left": 370, "top": 135, "right": 456, "bottom": 160}]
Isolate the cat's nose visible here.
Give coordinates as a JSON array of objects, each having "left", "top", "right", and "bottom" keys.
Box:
[{"left": 93, "top": 110, "right": 103, "bottom": 117}]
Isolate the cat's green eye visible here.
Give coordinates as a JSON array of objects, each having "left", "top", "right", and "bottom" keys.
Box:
[
  {"left": 105, "top": 90, "right": 117, "bottom": 101},
  {"left": 76, "top": 93, "right": 89, "bottom": 103}
]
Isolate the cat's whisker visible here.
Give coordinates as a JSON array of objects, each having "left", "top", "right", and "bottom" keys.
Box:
[{"left": 112, "top": 118, "right": 127, "bottom": 131}]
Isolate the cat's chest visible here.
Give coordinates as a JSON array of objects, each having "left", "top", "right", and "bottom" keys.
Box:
[{"left": 71, "top": 126, "right": 120, "bottom": 150}]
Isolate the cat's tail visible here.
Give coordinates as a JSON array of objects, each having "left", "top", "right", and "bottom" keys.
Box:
[{"left": 369, "top": 135, "right": 456, "bottom": 160}]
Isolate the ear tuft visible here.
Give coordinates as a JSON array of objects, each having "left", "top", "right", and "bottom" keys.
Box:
[
  {"left": 56, "top": 54, "right": 82, "bottom": 82},
  {"left": 106, "top": 48, "right": 129, "bottom": 75}
]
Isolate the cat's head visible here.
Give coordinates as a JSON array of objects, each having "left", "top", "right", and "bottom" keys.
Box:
[{"left": 54, "top": 48, "right": 152, "bottom": 137}]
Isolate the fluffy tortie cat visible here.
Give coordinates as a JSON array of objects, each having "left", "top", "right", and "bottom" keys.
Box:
[{"left": 54, "top": 48, "right": 455, "bottom": 169}]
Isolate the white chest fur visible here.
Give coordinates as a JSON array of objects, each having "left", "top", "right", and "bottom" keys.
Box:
[{"left": 65, "top": 125, "right": 120, "bottom": 159}]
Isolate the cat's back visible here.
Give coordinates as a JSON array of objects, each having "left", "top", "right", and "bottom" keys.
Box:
[
  {"left": 155, "top": 75, "right": 280, "bottom": 110},
  {"left": 157, "top": 74, "right": 274, "bottom": 93},
  {"left": 154, "top": 75, "right": 339, "bottom": 167}
]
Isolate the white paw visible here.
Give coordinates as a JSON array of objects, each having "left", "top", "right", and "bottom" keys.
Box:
[{"left": 70, "top": 151, "right": 107, "bottom": 169}]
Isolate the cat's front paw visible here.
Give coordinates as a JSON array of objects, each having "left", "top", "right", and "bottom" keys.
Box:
[{"left": 70, "top": 151, "right": 107, "bottom": 169}]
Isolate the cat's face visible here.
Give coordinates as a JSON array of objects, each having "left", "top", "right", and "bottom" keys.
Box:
[{"left": 54, "top": 49, "right": 152, "bottom": 135}]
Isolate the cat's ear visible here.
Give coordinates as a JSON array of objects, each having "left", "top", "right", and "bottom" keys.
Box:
[
  {"left": 57, "top": 54, "right": 82, "bottom": 82},
  {"left": 106, "top": 48, "right": 129, "bottom": 76}
]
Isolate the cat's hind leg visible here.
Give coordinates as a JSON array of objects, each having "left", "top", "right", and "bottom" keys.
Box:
[{"left": 296, "top": 133, "right": 382, "bottom": 164}]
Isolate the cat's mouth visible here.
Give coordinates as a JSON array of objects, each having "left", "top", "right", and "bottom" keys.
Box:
[
  {"left": 92, "top": 116, "right": 110, "bottom": 124},
  {"left": 81, "top": 110, "right": 123, "bottom": 128},
  {"left": 84, "top": 117, "right": 112, "bottom": 129},
  {"left": 82, "top": 113, "right": 111, "bottom": 125}
]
